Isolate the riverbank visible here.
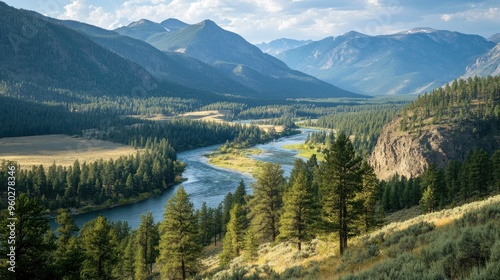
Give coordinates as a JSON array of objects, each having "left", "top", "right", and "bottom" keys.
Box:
[
  {"left": 281, "top": 143, "right": 325, "bottom": 161},
  {"left": 49, "top": 178, "right": 187, "bottom": 218},
  {"left": 206, "top": 147, "right": 262, "bottom": 176}
]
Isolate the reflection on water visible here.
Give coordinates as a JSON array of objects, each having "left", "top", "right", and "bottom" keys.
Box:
[{"left": 51, "top": 129, "right": 316, "bottom": 230}]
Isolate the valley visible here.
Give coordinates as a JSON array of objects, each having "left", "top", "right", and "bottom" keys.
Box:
[{"left": 0, "top": 1, "right": 499, "bottom": 279}]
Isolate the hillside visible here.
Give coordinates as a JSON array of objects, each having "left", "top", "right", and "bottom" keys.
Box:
[
  {"left": 255, "top": 38, "right": 313, "bottom": 55},
  {"left": 200, "top": 195, "right": 500, "bottom": 279},
  {"left": 369, "top": 76, "right": 500, "bottom": 180},
  {"left": 277, "top": 28, "right": 495, "bottom": 95},
  {"left": 0, "top": 2, "right": 157, "bottom": 97},
  {"left": 462, "top": 43, "right": 500, "bottom": 79},
  {"left": 119, "top": 19, "right": 362, "bottom": 99},
  {"left": 50, "top": 19, "right": 257, "bottom": 96}
]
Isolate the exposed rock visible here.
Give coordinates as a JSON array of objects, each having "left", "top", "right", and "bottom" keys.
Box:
[{"left": 369, "top": 116, "right": 499, "bottom": 180}]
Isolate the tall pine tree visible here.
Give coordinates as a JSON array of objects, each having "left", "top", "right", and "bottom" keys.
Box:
[
  {"left": 157, "top": 187, "right": 201, "bottom": 280},
  {"left": 319, "top": 133, "right": 363, "bottom": 255}
]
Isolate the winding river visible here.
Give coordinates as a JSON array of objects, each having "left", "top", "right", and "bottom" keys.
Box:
[{"left": 52, "top": 129, "right": 316, "bottom": 230}]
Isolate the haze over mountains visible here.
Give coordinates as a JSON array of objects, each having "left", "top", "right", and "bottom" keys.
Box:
[
  {"left": 272, "top": 28, "right": 496, "bottom": 95},
  {"left": 114, "top": 18, "right": 357, "bottom": 98},
  {"left": 1, "top": 1, "right": 499, "bottom": 100}
]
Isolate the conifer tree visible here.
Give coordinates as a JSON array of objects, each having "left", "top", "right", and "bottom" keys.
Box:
[
  {"left": 278, "top": 170, "right": 319, "bottom": 250},
  {"left": 243, "top": 227, "right": 259, "bottom": 262},
  {"left": 319, "top": 133, "right": 363, "bottom": 255},
  {"left": 54, "top": 209, "right": 82, "bottom": 279},
  {"left": 248, "top": 162, "right": 285, "bottom": 242},
  {"left": 357, "top": 161, "right": 382, "bottom": 233},
  {"left": 157, "top": 187, "right": 201, "bottom": 280},
  {"left": 0, "top": 194, "right": 55, "bottom": 280},
  {"left": 135, "top": 212, "right": 159, "bottom": 278},
  {"left": 80, "top": 215, "right": 119, "bottom": 280},
  {"left": 219, "top": 204, "right": 247, "bottom": 267}
]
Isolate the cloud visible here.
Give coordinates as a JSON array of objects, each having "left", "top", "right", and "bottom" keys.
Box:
[{"left": 42, "top": 0, "right": 500, "bottom": 42}]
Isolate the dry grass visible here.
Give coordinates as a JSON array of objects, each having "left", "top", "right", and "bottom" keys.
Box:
[
  {"left": 202, "top": 194, "right": 500, "bottom": 279},
  {"left": 0, "top": 135, "right": 138, "bottom": 169}
]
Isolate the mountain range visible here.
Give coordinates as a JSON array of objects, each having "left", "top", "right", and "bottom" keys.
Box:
[
  {"left": 114, "top": 19, "right": 358, "bottom": 98},
  {"left": 274, "top": 28, "right": 496, "bottom": 95},
  {"left": 1, "top": 1, "right": 499, "bottom": 101}
]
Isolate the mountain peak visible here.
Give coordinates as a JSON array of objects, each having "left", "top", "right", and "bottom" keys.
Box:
[
  {"left": 342, "top": 31, "right": 368, "bottom": 38},
  {"left": 160, "top": 18, "right": 188, "bottom": 31},
  {"left": 400, "top": 27, "right": 438, "bottom": 34},
  {"left": 128, "top": 19, "right": 157, "bottom": 27},
  {"left": 488, "top": 33, "right": 500, "bottom": 43}
]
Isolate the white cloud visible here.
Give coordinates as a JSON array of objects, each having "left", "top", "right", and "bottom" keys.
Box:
[{"left": 48, "top": 0, "right": 500, "bottom": 43}]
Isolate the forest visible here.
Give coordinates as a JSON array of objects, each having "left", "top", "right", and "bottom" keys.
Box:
[
  {"left": 1, "top": 69, "right": 499, "bottom": 280},
  {"left": 1, "top": 130, "right": 499, "bottom": 279}
]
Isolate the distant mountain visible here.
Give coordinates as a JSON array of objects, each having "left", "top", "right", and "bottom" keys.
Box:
[
  {"left": 114, "top": 18, "right": 188, "bottom": 41},
  {"left": 488, "top": 33, "right": 500, "bottom": 43},
  {"left": 141, "top": 19, "right": 361, "bottom": 98},
  {"left": 255, "top": 38, "right": 312, "bottom": 55},
  {"left": 51, "top": 19, "right": 256, "bottom": 96},
  {"left": 0, "top": 2, "right": 157, "bottom": 97},
  {"left": 462, "top": 43, "right": 500, "bottom": 78},
  {"left": 277, "top": 28, "right": 495, "bottom": 95}
]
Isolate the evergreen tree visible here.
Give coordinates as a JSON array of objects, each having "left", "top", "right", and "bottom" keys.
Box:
[
  {"left": 157, "top": 187, "right": 201, "bottom": 280},
  {"left": 80, "top": 215, "right": 119, "bottom": 280},
  {"left": 243, "top": 227, "right": 259, "bottom": 262},
  {"left": 135, "top": 212, "right": 159, "bottom": 278},
  {"left": 357, "top": 161, "right": 382, "bottom": 233},
  {"left": 54, "top": 210, "right": 82, "bottom": 279},
  {"left": 0, "top": 194, "right": 55, "bottom": 280},
  {"left": 197, "top": 202, "right": 214, "bottom": 246},
  {"left": 219, "top": 204, "right": 247, "bottom": 267},
  {"left": 248, "top": 162, "right": 285, "bottom": 242},
  {"left": 319, "top": 133, "right": 363, "bottom": 255},
  {"left": 278, "top": 170, "right": 319, "bottom": 250},
  {"left": 233, "top": 180, "right": 247, "bottom": 206}
]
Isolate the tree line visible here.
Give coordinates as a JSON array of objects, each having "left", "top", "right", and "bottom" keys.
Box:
[
  {"left": 0, "top": 139, "right": 182, "bottom": 211},
  {"left": 1, "top": 134, "right": 499, "bottom": 279}
]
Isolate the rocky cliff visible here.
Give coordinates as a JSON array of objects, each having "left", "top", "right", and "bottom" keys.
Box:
[{"left": 369, "top": 116, "right": 500, "bottom": 180}]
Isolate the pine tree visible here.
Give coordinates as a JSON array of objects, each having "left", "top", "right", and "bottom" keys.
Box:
[
  {"left": 157, "top": 186, "right": 201, "bottom": 280},
  {"left": 278, "top": 170, "right": 319, "bottom": 250},
  {"left": 135, "top": 212, "right": 159, "bottom": 278},
  {"left": 80, "top": 215, "right": 119, "bottom": 280},
  {"left": 319, "top": 133, "right": 363, "bottom": 255},
  {"left": 0, "top": 194, "right": 55, "bottom": 280},
  {"left": 54, "top": 209, "right": 82, "bottom": 279},
  {"left": 198, "top": 202, "right": 214, "bottom": 246},
  {"left": 248, "top": 162, "right": 285, "bottom": 242},
  {"left": 357, "top": 161, "right": 382, "bottom": 233},
  {"left": 420, "top": 186, "right": 436, "bottom": 213},
  {"left": 243, "top": 227, "right": 259, "bottom": 262},
  {"left": 219, "top": 204, "right": 247, "bottom": 267}
]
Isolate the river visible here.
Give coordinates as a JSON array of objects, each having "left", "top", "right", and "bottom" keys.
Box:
[{"left": 52, "top": 129, "right": 316, "bottom": 230}]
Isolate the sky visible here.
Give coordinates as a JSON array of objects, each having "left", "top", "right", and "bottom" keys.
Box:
[{"left": 3, "top": 0, "right": 500, "bottom": 43}]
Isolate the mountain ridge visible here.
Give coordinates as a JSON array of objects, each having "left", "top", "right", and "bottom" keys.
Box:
[{"left": 277, "top": 28, "right": 495, "bottom": 95}]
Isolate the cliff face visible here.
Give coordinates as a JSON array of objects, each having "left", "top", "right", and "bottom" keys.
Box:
[{"left": 369, "top": 116, "right": 499, "bottom": 180}]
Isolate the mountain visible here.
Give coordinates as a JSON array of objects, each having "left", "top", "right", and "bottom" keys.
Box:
[
  {"left": 114, "top": 18, "right": 188, "bottom": 41},
  {"left": 462, "top": 43, "right": 500, "bottom": 78},
  {"left": 49, "top": 19, "right": 256, "bottom": 96},
  {"left": 488, "top": 33, "right": 500, "bottom": 43},
  {"left": 141, "top": 19, "right": 361, "bottom": 98},
  {"left": 369, "top": 76, "right": 500, "bottom": 180},
  {"left": 0, "top": 2, "right": 157, "bottom": 97},
  {"left": 277, "top": 28, "right": 495, "bottom": 95},
  {"left": 255, "top": 38, "right": 312, "bottom": 55}
]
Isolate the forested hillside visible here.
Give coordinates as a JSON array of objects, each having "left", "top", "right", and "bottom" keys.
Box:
[{"left": 370, "top": 75, "right": 500, "bottom": 180}]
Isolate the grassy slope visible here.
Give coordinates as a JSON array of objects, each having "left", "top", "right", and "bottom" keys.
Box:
[{"left": 201, "top": 194, "right": 500, "bottom": 279}]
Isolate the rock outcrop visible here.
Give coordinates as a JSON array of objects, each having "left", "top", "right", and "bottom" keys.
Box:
[{"left": 369, "top": 116, "right": 499, "bottom": 180}]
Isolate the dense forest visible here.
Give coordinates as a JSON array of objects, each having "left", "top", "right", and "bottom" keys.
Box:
[
  {"left": 1, "top": 132, "right": 499, "bottom": 279},
  {"left": 400, "top": 75, "right": 500, "bottom": 132}
]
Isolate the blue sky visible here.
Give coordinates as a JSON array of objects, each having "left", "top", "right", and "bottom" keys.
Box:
[{"left": 4, "top": 0, "right": 499, "bottom": 43}]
